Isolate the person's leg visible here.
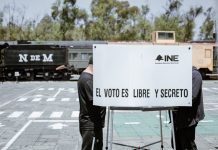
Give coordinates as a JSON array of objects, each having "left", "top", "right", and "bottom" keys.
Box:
[
  {"left": 94, "top": 128, "right": 103, "bottom": 150},
  {"left": 177, "top": 125, "right": 197, "bottom": 150},
  {"left": 172, "top": 129, "right": 182, "bottom": 150},
  {"left": 187, "top": 125, "right": 197, "bottom": 150},
  {"left": 80, "top": 129, "right": 94, "bottom": 150}
]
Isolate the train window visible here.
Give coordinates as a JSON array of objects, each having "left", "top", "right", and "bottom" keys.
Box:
[
  {"left": 81, "top": 53, "right": 88, "bottom": 60},
  {"left": 69, "top": 53, "right": 78, "bottom": 60},
  {"left": 72, "top": 53, "right": 78, "bottom": 59},
  {"left": 158, "top": 32, "right": 174, "bottom": 40},
  {"left": 205, "top": 49, "right": 211, "bottom": 58},
  {"left": 69, "top": 53, "right": 73, "bottom": 60}
]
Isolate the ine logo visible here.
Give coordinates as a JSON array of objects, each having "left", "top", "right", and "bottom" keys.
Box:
[
  {"left": 156, "top": 55, "right": 164, "bottom": 61},
  {"left": 155, "top": 54, "right": 179, "bottom": 64}
]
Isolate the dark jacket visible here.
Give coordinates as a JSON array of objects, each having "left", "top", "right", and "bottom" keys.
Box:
[
  {"left": 78, "top": 72, "right": 106, "bottom": 130},
  {"left": 173, "top": 66, "right": 205, "bottom": 128}
]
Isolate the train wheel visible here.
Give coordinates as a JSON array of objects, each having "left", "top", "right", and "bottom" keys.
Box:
[
  {"left": 6, "top": 72, "right": 14, "bottom": 81},
  {"left": 26, "top": 72, "right": 34, "bottom": 81},
  {"left": 44, "top": 76, "right": 50, "bottom": 81},
  {"left": 44, "top": 72, "right": 51, "bottom": 81}
]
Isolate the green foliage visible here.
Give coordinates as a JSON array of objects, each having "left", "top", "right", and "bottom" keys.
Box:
[
  {"left": 199, "top": 7, "right": 215, "bottom": 40},
  {"left": 154, "top": 0, "right": 184, "bottom": 42},
  {"left": 182, "top": 6, "right": 203, "bottom": 41},
  {"left": 154, "top": 15, "right": 183, "bottom": 41},
  {"left": 154, "top": 1, "right": 203, "bottom": 42},
  {"left": 0, "top": 12, "right": 3, "bottom": 26},
  {"left": 35, "top": 15, "right": 57, "bottom": 40},
  {"left": 51, "top": 0, "right": 87, "bottom": 40},
  {"left": 0, "top": 0, "right": 214, "bottom": 42}
]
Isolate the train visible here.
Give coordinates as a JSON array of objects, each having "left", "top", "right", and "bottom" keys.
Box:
[
  {"left": 0, "top": 41, "right": 106, "bottom": 81},
  {"left": 0, "top": 44, "right": 70, "bottom": 81},
  {"left": 0, "top": 31, "right": 217, "bottom": 81}
]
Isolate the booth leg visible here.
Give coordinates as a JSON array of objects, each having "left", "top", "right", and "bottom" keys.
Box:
[
  {"left": 105, "top": 107, "right": 110, "bottom": 150},
  {"left": 170, "top": 110, "right": 176, "bottom": 150},
  {"left": 109, "top": 110, "right": 114, "bottom": 150},
  {"left": 159, "top": 111, "right": 164, "bottom": 150},
  {"left": 165, "top": 110, "right": 168, "bottom": 127}
]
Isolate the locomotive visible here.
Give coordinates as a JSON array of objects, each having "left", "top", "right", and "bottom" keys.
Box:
[
  {"left": 0, "top": 44, "right": 71, "bottom": 81},
  {"left": 0, "top": 41, "right": 106, "bottom": 81}
]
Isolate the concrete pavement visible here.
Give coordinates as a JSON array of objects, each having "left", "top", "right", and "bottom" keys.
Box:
[{"left": 0, "top": 81, "right": 217, "bottom": 150}]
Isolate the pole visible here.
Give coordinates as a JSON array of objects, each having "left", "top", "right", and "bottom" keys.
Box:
[
  {"left": 170, "top": 110, "right": 176, "bottom": 150},
  {"left": 105, "top": 107, "right": 110, "bottom": 150},
  {"left": 165, "top": 110, "right": 168, "bottom": 127},
  {"left": 159, "top": 111, "right": 164, "bottom": 150},
  {"left": 91, "top": 137, "right": 95, "bottom": 150},
  {"left": 109, "top": 109, "right": 114, "bottom": 150}
]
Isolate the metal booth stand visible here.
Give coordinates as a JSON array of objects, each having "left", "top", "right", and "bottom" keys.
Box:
[{"left": 105, "top": 107, "right": 176, "bottom": 150}]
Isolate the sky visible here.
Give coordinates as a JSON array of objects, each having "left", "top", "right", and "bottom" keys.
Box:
[{"left": 0, "top": 0, "right": 217, "bottom": 39}]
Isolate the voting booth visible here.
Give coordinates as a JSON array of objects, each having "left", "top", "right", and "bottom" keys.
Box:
[{"left": 93, "top": 44, "right": 192, "bottom": 149}]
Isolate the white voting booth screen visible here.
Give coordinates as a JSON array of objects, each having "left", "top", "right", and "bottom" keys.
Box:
[{"left": 93, "top": 44, "right": 192, "bottom": 107}]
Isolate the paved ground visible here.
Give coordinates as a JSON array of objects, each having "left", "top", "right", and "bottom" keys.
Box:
[{"left": 0, "top": 81, "right": 218, "bottom": 150}]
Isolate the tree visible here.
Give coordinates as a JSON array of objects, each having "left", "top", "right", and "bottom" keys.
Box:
[
  {"left": 165, "top": 0, "right": 182, "bottom": 19},
  {"left": 154, "top": 0, "right": 183, "bottom": 41},
  {"left": 51, "top": 0, "right": 87, "bottom": 40},
  {"left": 141, "top": 5, "right": 150, "bottom": 20},
  {"left": 182, "top": 6, "right": 203, "bottom": 41},
  {"left": 88, "top": 0, "right": 145, "bottom": 41},
  {"left": 114, "top": 0, "right": 130, "bottom": 40},
  {"left": 73, "top": 9, "right": 88, "bottom": 40},
  {"left": 1, "top": 2, "right": 37, "bottom": 40},
  {"left": 88, "top": 0, "right": 118, "bottom": 40},
  {"left": 0, "top": 11, "right": 7, "bottom": 40},
  {"left": 35, "top": 15, "right": 57, "bottom": 40},
  {"left": 137, "top": 5, "right": 152, "bottom": 40},
  {"left": 23, "top": 20, "right": 36, "bottom": 40},
  {"left": 0, "top": 12, "right": 3, "bottom": 26},
  {"left": 199, "top": 7, "right": 215, "bottom": 40}
]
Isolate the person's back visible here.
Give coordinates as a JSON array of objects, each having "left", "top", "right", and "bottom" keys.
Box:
[
  {"left": 173, "top": 66, "right": 204, "bottom": 128},
  {"left": 172, "top": 66, "right": 205, "bottom": 150},
  {"left": 78, "top": 72, "right": 106, "bottom": 130},
  {"left": 77, "top": 56, "right": 106, "bottom": 150},
  {"left": 78, "top": 72, "right": 94, "bottom": 130}
]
